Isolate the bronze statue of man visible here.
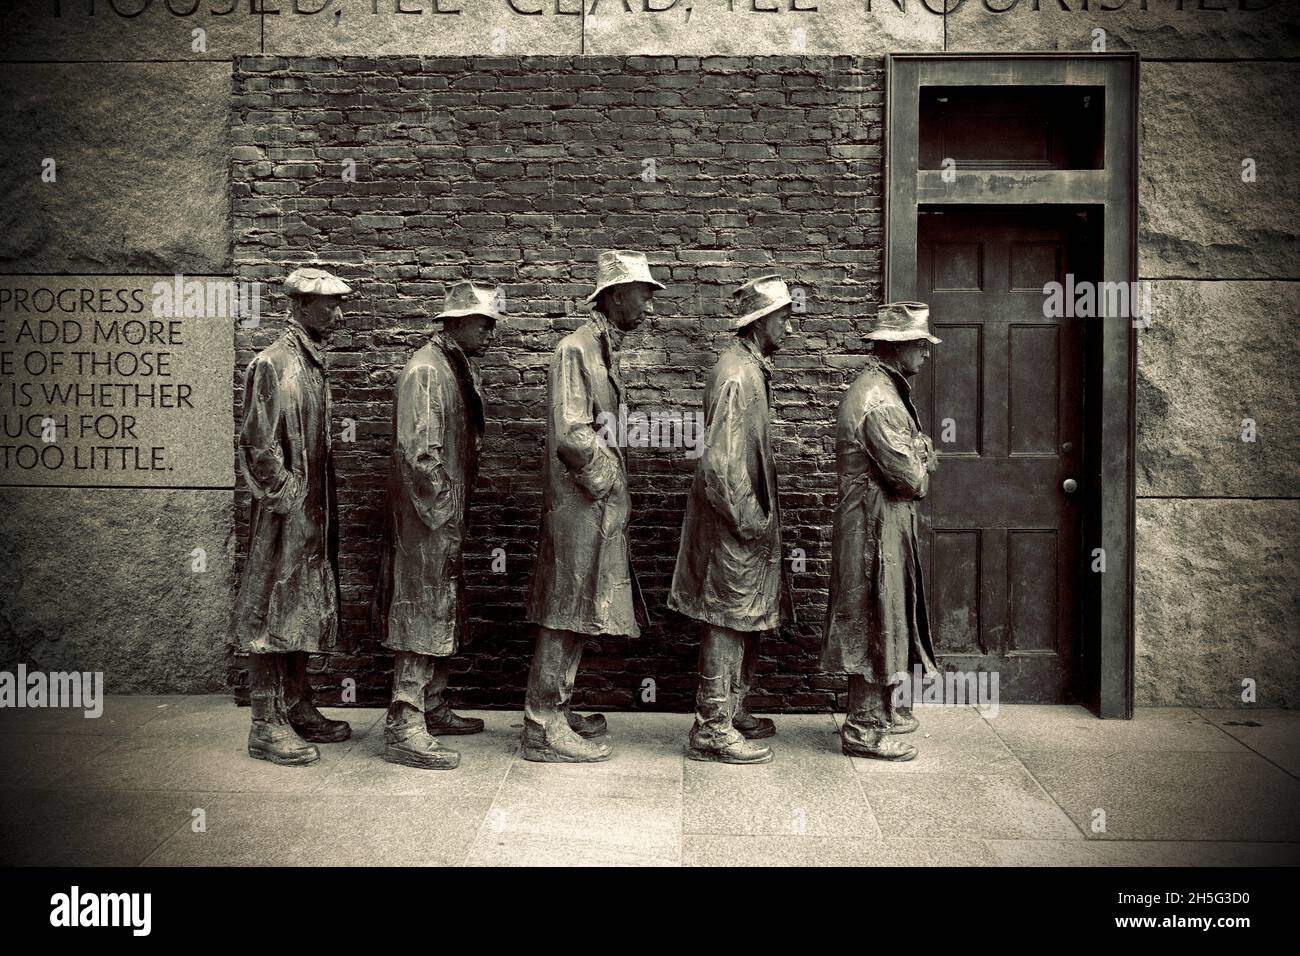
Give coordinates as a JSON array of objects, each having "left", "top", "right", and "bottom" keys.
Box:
[
  {"left": 372, "top": 281, "right": 503, "bottom": 770},
  {"left": 522, "top": 250, "right": 662, "bottom": 762},
  {"left": 669, "top": 275, "right": 796, "bottom": 764},
  {"left": 234, "top": 267, "right": 354, "bottom": 765},
  {"left": 822, "top": 301, "right": 941, "bottom": 761}
]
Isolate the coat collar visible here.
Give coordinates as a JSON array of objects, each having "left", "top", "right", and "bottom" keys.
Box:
[
  {"left": 590, "top": 312, "right": 626, "bottom": 355},
  {"left": 286, "top": 319, "right": 327, "bottom": 369},
  {"left": 863, "top": 354, "right": 919, "bottom": 426},
  {"left": 432, "top": 331, "right": 486, "bottom": 431},
  {"left": 736, "top": 333, "right": 775, "bottom": 380}
]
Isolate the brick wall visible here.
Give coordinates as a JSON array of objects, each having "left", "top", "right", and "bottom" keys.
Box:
[{"left": 231, "top": 54, "right": 883, "bottom": 711}]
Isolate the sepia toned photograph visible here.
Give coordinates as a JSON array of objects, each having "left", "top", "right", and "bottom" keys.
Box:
[{"left": 0, "top": 0, "right": 1296, "bottom": 935}]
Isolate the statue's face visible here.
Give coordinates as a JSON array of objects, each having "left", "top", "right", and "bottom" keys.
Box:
[
  {"left": 896, "top": 339, "right": 930, "bottom": 376},
  {"left": 605, "top": 283, "right": 656, "bottom": 333},
  {"left": 296, "top": 294, "right": 343, "bottom": 339},
  {"left": 755, "top": 305, "right": 793, "bottom": 356},
  {"left": 446, "top": 314, "right": 495, "bottom": 357}
]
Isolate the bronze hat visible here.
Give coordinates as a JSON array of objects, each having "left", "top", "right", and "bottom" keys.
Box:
[
  {"left": 866, "top": 301, "right": 941, "bottom": 344},
  {"left": 283, "top": 267, "right": 353, "bottom": 299},
  {"left": 435, "top": 280, "right": 506, "bottom": 323},
  {"left": 732, "top": 274, "right": 793, "bottom": 330},
  {"left": 585, "top": 250, "right": 666, "bottom": 304}
]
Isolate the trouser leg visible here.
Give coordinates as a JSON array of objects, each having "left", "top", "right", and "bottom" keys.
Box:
[
  {"left": 691, "top": 624, "right": 745, "bottom": 748},
  {"left": 524, "top": 626, "right": 582, "bottom": 736},
  {"left": 387, "top": 651, "right": 436, "bottom": 739},
  {"left": 382, "top": 651, "right": 461, "bottom": 770},
  {"left": 522, "top": 627, "right": 610, "bottom": 762},
  {"left": 246, "top": 652, "right": 319, "bottom": 765},
  {"left": 424, "top": 657, "right": 452, "bottom": 714},
  {"left": 841, "top": 674, "right": 889, "bottom": 749}
]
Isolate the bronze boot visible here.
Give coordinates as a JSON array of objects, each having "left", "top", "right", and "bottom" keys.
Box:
[
  {"left": 247, "top": 653, "right": 320, "bottom": 766},
  {"left": 842, "top": 676, "right": 916, "bottom": 760},
  {"left": 733, "top": 707, "right": 776, "bottom": 741},
  {"left": 383, "top": 703, "right": 460, "bottom": 770},
  {"left": 283, "top": 652, "right": 351, "bottom": 743},
  {"left": 566, "top": 709, "right": 608, "bottom": 738},
  {"left": 686, "top": 628, "right": 773, "bottom": 765},
  {"left": 522, "top": 628, "right": 611, "bottom": 762},
  {"left": 425, "top": 701, "right": 485, "bottom": 736}
]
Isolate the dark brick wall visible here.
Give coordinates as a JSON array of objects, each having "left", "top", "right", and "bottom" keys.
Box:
[{"left": 231, "top": 54, "right": 884, "bottom": 712}]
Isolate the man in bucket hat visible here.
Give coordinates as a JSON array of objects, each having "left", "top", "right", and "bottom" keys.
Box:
[
  {"left": 372, "top": 281, "right": 503, "bottom": 770},
  {"left": 669, "top": 275, "right": 797, "bottom": 764},
  {"left": 235, "top": 266, "right": 354, "bottom": 765},
  {"left": 822, "top": 301, "right": 941, "bottom": 761},
  {"left": 522, "top": 251, "right": 662, "bottom": 762}
]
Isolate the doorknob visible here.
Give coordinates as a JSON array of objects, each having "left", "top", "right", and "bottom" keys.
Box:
[{"left": 1062, "top": 478, "right": 1078, "bottom": 494}]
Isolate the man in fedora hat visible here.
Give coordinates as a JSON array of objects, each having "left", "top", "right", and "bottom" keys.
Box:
[
  {"left": 235, "top": 266, "right": 354, "bottom": 765},
  {"left": 669, "top": 275, "right": 797, "bottom": 764},
  {"left": 372, "top": 281, "right": 502, "bottom": 770},
  {"left": 822, "top": 301, "right": 941, "bottom": 761},
  {"left": 522, "top": 250, "right": 662, "bottom": 762}
]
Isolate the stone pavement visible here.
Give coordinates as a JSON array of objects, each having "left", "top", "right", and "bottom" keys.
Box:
[{"left": 1, "top": 697, "right": 1297, "bottom": 867}]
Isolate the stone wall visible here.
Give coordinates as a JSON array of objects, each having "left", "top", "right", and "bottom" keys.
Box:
[
  {"left": 231, "top": 54, "right": 882, "bottom": 710},
  {"left": 1, "top": 4, "right": 1295, "bottom": 709}
]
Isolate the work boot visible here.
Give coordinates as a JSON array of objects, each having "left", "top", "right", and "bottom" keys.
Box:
[
  {"left": 424, "top": 701, "right": 484, "bottom": 736},
  {"left": 283, "top": 652, "right": 351, "bottom": 743},
  {"left": 383, "top": 703, "right": 460, "bottom": 770},
  {"left": 522, "top": 628, "right": 611, "bottom": 762},
  {"left": 842, "top": 675, "right": 917, "bottom": 760},
  {"left": 887, "top": 706, "right": 920, "bottom": 735},
  {"left": 687, "top": 719, "right": 773, "bottom": 764},
  {"left": 247, "top": 653, "right": 319, "bottom": 766},
  {"left": 842, "top": 735, "right": 918, "bottom": 761},
  {"left": 566, "top": 710, "right": 608, "bottom": 738},
  {"left": 733, "top": 708, "right": 776, "bottom": 740},
  {"left": 521, "top": 721, "right": 612, "bottom": 763}
]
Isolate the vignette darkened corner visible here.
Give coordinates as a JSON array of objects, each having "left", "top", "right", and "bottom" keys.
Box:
[{"left": 0, "top": 0, "right": 1295, "bottom": 894}]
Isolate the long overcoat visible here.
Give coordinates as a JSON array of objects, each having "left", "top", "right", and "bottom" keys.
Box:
[
  {"left": 821, "top": 355, "right": 939, "bottom": 682},
  {"left": 668, "top": 337, "right": 793, "bottom": 633},
  {"left": 525, "top": 316, "right": 646, "bottom": 637},
  {"left": 372, "top": 333, "right": 484, "bottom": 657},
  {"left": 234, "top": 322, "right": 341, "bottom": 654}
]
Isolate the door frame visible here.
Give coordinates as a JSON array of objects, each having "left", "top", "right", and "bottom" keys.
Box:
[{"left": 884, "top": 53, "right": 1139, "bottom": 719}]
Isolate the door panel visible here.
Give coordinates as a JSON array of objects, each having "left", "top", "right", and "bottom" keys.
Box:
[{"left": 915, "top": 206, "right": 1092, "bottom": 702}]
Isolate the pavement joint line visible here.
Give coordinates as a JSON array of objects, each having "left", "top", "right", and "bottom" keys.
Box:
[
  {"left": 459, "top": 740, "right": 525, "bottom": 866},
  {"left": 974, "top": 709, "right": 1091, "bottom": 841},
  {"left": 1189, "top": 706, "right": 1300, "bottom": 782}
]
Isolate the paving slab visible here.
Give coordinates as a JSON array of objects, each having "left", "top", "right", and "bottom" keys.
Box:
[
  {"left": 989, "top": 840, "right": 1300, "bottom": 868},
  {"left": 319, "top": 710, "right": 515, "bottom": 798},
  {"left": 837, "top": 707, "right": 1024, "bottom": 776},
  {"left": 1020, "top": 751, "right": 1300, "bottom": 843},
  {"left": 862, "top": 770, "right": 1083, "bottom": 842},
  {"left": 683, "top": 715, "right": 880, "bottom": 838},
  {"left": 0, "top": 695, "right": 190, "bottom": 737},
  {"left": 0, "top": 733, "right": 119, "bottom": 789},
  {"left": 68, "top": 709, "right": 379, "bottom": 795},
  {"left": 0, "top": 788, "right": 196, "bottom": 866},
  {"left": 144, "top": 793, "right": 491, "bottom": 867},
  {"left": 466, "top": 760, "right": 682, "bottom": 867},
  {"left": 683, "top": 835, "right": 997, "bottom": 868},
  {"left": 1195, "top": 709, "right": 1300, "bottom": 779},
  {"left": 984, "top": 705, "right": 1247, "bottom": 754}
]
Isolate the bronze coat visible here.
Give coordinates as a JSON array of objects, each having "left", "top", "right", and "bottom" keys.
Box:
[
  {"left": 525, "top": 316, "right": 646, "bottom": 637},
  {"left": 821, "top": 355, "right": 938, "bottom": 682},
  {"left": 669, "top": 337, "right": 793, "bottom": 633},
  {"left": 234, "top": 322, "right": 340, "bottom": 654},
  {"left": 373, "top": 334, "right": 484, "bottom": 658}
]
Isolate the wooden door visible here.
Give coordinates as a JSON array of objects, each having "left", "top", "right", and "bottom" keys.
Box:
[{"left": 913, "top": 206, "right": 1094, "bottom": 702}]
